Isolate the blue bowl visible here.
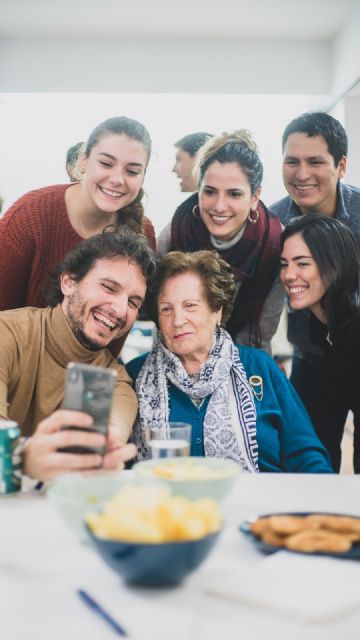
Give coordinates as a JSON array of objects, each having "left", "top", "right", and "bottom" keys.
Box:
[{"left": 87, "top": 526, "right": 220, "bottom": 586}]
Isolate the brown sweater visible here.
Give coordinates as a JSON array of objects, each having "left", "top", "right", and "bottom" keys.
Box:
[
  {"left": 0, "top": 183, "right": 156, "bottom": 311},
  {"left": 0, "top": 305, "right": 137, "bottom": 442}
]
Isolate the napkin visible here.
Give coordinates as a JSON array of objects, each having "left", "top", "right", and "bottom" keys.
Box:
[{"left": 205, "top": 551, "right": 360, "bottom": 622}]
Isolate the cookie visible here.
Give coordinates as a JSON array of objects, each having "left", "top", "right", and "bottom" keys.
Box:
[
  {"left": 260, "top": 529, "right": 287, "bottom": 547},
  {"left": 250, "top": 517, "right": 271, "bottom": 536},
  {"left": 284, "top": 529, "right": 352, "bottom": 553},
  {"left": 304, "top": 514, "right": 331, "bottom": 529},
  {"left": 319, "top": 515, "right": 360, "bottom": 534},
  {"left": 267, "top": 515, "right": 307, "bottom": 535}
]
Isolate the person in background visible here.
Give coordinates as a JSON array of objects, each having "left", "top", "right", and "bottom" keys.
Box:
[
  {"left": 280, "top": 214, "right": 360, "bottom": 472},
  {"left": 157, "top": 131, "right": 213, "bottom": 256},
  {"left": 126, "top": 250, "right": 332, "bottom": 473},
  {"left": 0, "top": 230, "right": 156, "bottom": 483},
  {"left": 0, "top": 116, "right": 156, "bottom": 312},
  {"left": 271, "top": 112, "right": 360, "bottom": 470},
  {"left": 158, "top": 130, "right": 285, "bottom": 353},
  {"left": 66, "top": 141, "right": 84, "bottom": 182},
  {"left": 172, "top": 132, "right": 213, "bottom": 193}
]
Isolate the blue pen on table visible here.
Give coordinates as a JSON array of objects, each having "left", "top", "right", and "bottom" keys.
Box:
[{"left": 77, "top": 589, "right": 128, "bottom": 637}]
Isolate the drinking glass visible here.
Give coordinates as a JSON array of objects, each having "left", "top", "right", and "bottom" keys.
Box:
[{"left": 146, "top": 422, "right": 192, "bottom": 459}]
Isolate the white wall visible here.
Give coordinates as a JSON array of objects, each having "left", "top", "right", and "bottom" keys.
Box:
[
  {"left": 0, "top": 37, "right": 332, "bottom": 94},
  {"left": 0, "top": 32, "right": 334, "bottom": 231},
  {"left": 344, "top": 94, "right": 360, "bottom": 187},
  {"left": 331, "top": 4, "right": 360, "bottom": 102},
  {"left": 1, "top": 20, "right": 359, "bottom": 230},
  {"left": 0, "top": 92, "right": 318, "bottom": 232},
  {"left": 328, "top": 5, "right": 360, "bottom": 185}
]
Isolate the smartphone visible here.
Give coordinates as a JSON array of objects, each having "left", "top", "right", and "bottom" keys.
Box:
[{"left": 58, "top": 362, "right": 117, "bottom": 455}]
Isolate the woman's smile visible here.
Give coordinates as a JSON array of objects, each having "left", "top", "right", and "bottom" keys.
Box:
[
  {"left": 98, "top": 185, "right": 126, "bottom": 200},
  {"left": 199, "top": 161, "right": 260, "bottom": 242},
  {"left": 280, "top": 233, "right": 326, "bottom": 322}
]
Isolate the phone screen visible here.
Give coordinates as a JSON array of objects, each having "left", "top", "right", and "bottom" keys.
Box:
[{"left": 59, "top": 363, "right": 117, "bottom": 455}]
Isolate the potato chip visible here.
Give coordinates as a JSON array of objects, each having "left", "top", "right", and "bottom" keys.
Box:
[
  {"left": 86, "top": 484, "right": 222, "bottom": 543},
  {"left": 147, "top": 459, "right": 235, "bottom": 481}
]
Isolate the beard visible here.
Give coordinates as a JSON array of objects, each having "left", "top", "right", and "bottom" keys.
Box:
[
  {"left": 65, "top": 291, "right": 124, "bottom": 352},
  {"left": 71, "top": 325, "right": 103, "bottom": 351}
]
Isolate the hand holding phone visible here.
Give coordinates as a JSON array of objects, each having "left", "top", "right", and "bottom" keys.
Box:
[
  {"left": 22, "top": 411, "right": 137, "bottom": 482},
  {"left": 58, "top": 363, "right": 117, "bottom": 454}
]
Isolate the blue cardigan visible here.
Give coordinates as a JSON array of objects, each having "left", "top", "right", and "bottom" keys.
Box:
[{"left": 126, "top": 345, "right": 333, "bottom": 473}]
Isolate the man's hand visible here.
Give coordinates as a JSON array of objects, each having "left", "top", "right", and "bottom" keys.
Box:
[
  {"left": 103, "top": 429, "right": 137, "bottom": 470},
  {"left": 23, "top": 410, "right": 137, "bottom": 481}
]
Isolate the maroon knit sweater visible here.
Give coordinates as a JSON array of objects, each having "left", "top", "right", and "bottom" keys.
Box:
[{"left": 0, "top": 184, "right": 156, "bottom": 311}]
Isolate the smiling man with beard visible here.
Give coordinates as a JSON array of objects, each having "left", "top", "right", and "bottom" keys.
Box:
[{"left": 0, "top": 230, "right": 156, "bottom": 483}]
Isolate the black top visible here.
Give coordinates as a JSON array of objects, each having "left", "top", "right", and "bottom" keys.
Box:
[{"left": 319, "top": 312, "right": 360, "bottom": 413}]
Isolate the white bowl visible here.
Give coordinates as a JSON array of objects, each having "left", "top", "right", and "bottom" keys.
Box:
[
  {"left": 133, "top": 456, "right": 239, "bottom": 502},
  {"left": 47, "top": 471, "right": 135, "bottom": 542}
]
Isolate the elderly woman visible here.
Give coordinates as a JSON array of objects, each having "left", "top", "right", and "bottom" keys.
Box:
[
  {"left": 280, "top": 214, "right": 360, "bottom": 473},
  {"left": 126, "top": 251, "right": 332, "bottom": 473},
  {"left": 157, "top": 130, "right": 284, "bottom": 353}
]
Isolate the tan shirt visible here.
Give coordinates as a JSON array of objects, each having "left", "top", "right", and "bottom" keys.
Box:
[{"left": 0, "top": 305, "right": 137, "bottom": 442}]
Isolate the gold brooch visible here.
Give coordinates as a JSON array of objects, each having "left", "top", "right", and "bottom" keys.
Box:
[{"left": 249, "top": 375, "right": 263, "bottom": 401}]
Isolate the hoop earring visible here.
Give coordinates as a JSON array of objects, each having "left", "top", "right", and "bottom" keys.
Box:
[
  {"left": 192, "top": 204, "right": 201, "bottom": 219},
  {"left": 248, "top": 208, "right": 259, "bottom": 224}
]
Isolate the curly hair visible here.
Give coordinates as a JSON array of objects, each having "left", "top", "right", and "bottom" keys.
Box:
[
  {"left": 146, "top": 250, "right": 236, "bottom": 327},
  {"left": 46, "top": 227, "right": 157, "bottom": 307}
]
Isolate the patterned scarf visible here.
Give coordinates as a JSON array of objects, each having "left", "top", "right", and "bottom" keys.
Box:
[
  {"left": 133, "top": 328, "right": 258, "bottom": 472},
  {"left": 169, "top": 193, "right": 282, "bottom": 347}
]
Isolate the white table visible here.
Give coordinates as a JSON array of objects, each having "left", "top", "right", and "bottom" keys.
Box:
[{"left": 1, "top": 474, "right": 360, "bottom": 640}]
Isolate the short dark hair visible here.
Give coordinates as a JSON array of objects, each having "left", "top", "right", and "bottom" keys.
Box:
[
  {"left": 66, "top": 142, "right": 83, "bottom": 166},
  {"left": 46, "top": 229, "right": 157, "bottom": 306},
  {"left": 146, "top": 250, "right": 236, "bottom": 327},
  {"left": 280, "top": 214, "right": 360, "bottom": 329},
  {"left": 282, "top": 112, "right": 348, "bottom": 166},
  {"left": 175, "top": 132, "right": 213, "bottom": 156}
]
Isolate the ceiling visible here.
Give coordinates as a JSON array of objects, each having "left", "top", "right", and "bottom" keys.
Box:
[{"left": 0, "top": 0, "right": 358, "bottom": 40}]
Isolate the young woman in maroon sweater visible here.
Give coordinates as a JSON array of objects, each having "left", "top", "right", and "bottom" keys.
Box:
[{"left": 0, "top": 116, "right": 156, "bottom": 311}]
